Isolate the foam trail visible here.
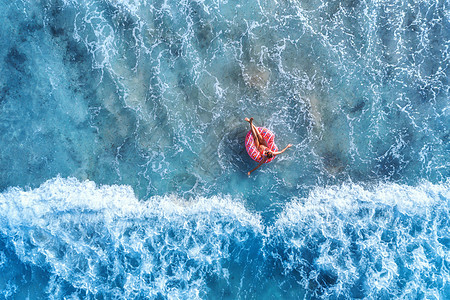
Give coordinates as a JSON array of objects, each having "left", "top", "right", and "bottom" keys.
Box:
[{"left": 1, "top": 0, "right": 448, "bottom": 198}]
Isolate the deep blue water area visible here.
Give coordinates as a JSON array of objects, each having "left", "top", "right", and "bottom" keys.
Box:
[{"left": 0, "top": 0, "right": 449, "bottom": 298}]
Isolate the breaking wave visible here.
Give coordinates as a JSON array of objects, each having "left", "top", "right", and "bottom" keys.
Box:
[{"left": 1, "top": 178, "right": 448, "bottom": 298}]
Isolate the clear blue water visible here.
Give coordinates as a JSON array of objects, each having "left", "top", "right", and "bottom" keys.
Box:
[{"left": 0, "top": 0, "right": 448, "bottom": 298}]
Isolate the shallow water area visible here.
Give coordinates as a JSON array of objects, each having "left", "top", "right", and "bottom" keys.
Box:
[{"left": 0, "top": 0, "right": 449, "bottom": 298}]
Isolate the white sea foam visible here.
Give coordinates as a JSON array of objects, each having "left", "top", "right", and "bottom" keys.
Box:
[
  {"left": 0, "top": 177, "right": 264, "bottom": 299},
  {"left": 272, "top": 181, "right": 450, "bottom": 298},
  {"left": 1, "top": 178, "right": 449, "bottom": 298}
]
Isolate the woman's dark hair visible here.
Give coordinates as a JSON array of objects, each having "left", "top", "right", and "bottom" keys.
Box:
[{"left": 266, "top": 151, "right": 274, "bottom": 158}]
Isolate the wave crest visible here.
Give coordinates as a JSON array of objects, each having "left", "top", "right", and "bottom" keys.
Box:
[
  {"left": 0, "top": 178, "right": 449, "bottom": 298},
  {"left": 0, "top": 177, "right": 263, "bottom": 299},
  {"left": 270, "top": 181, "right": 450, "bottom": 298}
]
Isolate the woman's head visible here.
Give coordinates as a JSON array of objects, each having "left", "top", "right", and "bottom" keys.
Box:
[{"left": 265, "top": 150, "right": 274, "bottom": 158}]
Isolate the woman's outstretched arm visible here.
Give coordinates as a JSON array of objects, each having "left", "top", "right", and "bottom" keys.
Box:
[
  {"left": 272, "top": 144, "right": 292, "bottom": 155},
  {"left": 247, "top": 158, "right": 266, "bottom": 176}
]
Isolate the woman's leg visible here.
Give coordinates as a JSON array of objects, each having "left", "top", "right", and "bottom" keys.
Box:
[
  {"left": 246, "top": 118, "right": 267, "bottom": 147},
  {"left": 246, "top": 118, "right": 260, "bottom": 148}
]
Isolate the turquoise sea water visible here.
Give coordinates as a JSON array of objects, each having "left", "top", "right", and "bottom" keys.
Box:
[{"left": 0, "top": 0, "right": 449, "bottom": 298}]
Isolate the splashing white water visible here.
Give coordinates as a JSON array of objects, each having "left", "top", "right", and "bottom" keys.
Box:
[
  {"left": 0, "top": 177, "right": 263, "bottom": 299},
  {"left": 1, "top": 177, "right": 449, "bottom": 298}
]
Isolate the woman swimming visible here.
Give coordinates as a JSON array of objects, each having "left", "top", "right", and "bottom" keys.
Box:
[{"left": 245, "top": 117, "right": 292, "bottom": 176}]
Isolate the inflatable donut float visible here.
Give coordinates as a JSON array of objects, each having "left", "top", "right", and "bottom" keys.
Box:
[{"left": 245, "top": 127, "right": 278, "bottom": 163}]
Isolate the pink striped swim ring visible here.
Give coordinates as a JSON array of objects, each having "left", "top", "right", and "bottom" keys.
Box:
[{"left": 245, "top": 127, "right": 278, "bottom": 163}]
